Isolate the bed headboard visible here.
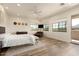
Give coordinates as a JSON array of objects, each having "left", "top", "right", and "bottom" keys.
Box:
[
  {"left": 0, "top": 27, "right": 5, "bottom": 34},
  {"left": 16, "top": 32, "right": 28, "bottom": 34}
]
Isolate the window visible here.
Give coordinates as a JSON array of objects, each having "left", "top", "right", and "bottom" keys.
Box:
[
  {"left": 52, "top": 21, "right": 67, "bottom": 32},
  {"left": 52, "top": 23, "right": 59, "bottom": 32},
  {"left": 30, "top": 24, "right": 38, "bottom": 31},
  {"left": 43, "top": 24, "right": 49, "bottom": 31},
  {"left": 59, "top": 21, "right": 67, "bottom": 32}
]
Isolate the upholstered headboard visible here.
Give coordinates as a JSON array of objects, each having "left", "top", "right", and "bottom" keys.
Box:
[
  {"left": 0, "top": 27, "right": 5, "bottom": 34},
  {"left": 16, "top": 32, "right": 28, "bottom": 34}
]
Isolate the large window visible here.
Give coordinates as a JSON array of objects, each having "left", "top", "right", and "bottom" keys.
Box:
[
  {"left": 59, "top": 21, "right": 67, "bottom": 32},
  {"left": 43, "top": 24, "right": 49, "bottom": 31},
  {"left": 52, "top": 21, "right": 67, "bottom": 32},
  {"left": 30, "top": 24, "right": 38, "bottom": 31},
  {"left": 31, "top": 24, "right": 49, "bottom": 31},
  {"left": 52, "top": 23, "right": 58, "bottom": 32}
]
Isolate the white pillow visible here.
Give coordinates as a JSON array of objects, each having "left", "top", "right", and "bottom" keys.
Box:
[{"left": 0, "top": 34, "right": 5, "bottom": 39}]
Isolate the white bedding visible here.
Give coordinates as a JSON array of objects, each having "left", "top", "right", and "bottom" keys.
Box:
[{"left": 1, "top": 34, "right": 39, "bottom": 47}]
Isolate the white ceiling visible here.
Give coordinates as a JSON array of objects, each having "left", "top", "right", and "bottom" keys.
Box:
[{"left": 0, "top": 3, "right": 79, "bottom": 20}]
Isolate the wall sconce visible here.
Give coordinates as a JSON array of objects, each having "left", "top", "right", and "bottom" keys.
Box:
[
  {"left": 18, "top": 22, "right": 21, "bottom": 25},
  {"left": 13, "top": 22, "right": 27, "bottom": 26},
  {"left": 22, "top": 23, "right": 24, "bottom": 25},
  {"left": 14, "top": 22, "right": 17, "bottom": 25},
  {"left": 25, "top": 23, "right": 27, "bottom": 26}
]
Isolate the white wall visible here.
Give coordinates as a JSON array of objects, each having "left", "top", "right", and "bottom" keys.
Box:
[
  {"left": 0, "top": 5, "right": 7, "bottom": 27},
  {"left": 6, "top": 16, "right": 40, "bottom": 34},
  {"left": 42, "top": 5, "right": 79, "bottom": 42},
  {"left": 0, "top": 5, "right": 40, "bottom": 34}
]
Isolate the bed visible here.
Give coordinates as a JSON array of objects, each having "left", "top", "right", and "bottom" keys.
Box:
[
  {"left": 2, "top": 34, "right": 38, "bottom": 48},
  {"left": 0, "top": 27, "right": 39, "bottom": 48}
]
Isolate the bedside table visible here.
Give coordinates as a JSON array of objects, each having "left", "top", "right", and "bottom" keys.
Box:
[
  {"left": 0, "top": 41, "right": 2, "bottom": 55},
  {"left": 0, "top": 41, "right": 2, "bottom": 49}
]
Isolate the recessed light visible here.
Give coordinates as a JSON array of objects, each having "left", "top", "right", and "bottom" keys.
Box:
[{"left": 17, "top": 4, "right": 21, "bottom": 6}]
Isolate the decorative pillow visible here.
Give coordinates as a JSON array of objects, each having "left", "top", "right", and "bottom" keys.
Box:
[
  {"left": 0, "top": 34, "right": 5, "bottom": 39},
  {"left": 16, "top": 32, "right": 28, "bottom": 35}
]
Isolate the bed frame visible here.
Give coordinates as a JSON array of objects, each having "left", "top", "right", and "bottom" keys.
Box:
[{"left": 0, "top": 27, "right": 29, "bottom": 55}]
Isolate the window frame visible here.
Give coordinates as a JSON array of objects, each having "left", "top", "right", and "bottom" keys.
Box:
[
  {"left": 52, "top": 21, "right": 67, "bottom": 32},
  {"left": 43, "top": 24, "right": 49, "bottom": 31},
  {"left": 30, "top": 24, "right": 38, "bottom": 31}
]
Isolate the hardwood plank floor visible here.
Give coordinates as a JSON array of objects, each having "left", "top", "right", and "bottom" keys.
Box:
[
  {"left": 72, "top": 30, "right": 79, "bottom": 40},
  {"left": 1, "top": 37, "right": 79, "bottom": 56}
]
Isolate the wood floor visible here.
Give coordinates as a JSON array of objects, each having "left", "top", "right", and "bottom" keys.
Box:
[
  {"left": 1, "top": 37, "right": 79, "bottom": 56},
  {"left": 72, "top": 30, "right": 79, "bottom": 40},
  {"left": 16, "top": 37, "right": 79, "bottom": 56},
  {"left": 71, "top": 30, "right": 79, "bottom": 44}
]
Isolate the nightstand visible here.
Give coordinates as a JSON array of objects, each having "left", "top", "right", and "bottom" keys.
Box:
[
  {"left": 0, "top": 41, "right": 2, "bottom": 55},
  {"left": 0, "top": 41, "right": 2, "bottom": 49}
]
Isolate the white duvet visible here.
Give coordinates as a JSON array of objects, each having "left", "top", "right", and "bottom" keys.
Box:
[{"left": 2, "top": 34, "right": 38, "bottom": 47}]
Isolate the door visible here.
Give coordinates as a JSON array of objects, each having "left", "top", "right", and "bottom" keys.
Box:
[{"left": 71, "top": 14, "right": 79, "bottom": 44}]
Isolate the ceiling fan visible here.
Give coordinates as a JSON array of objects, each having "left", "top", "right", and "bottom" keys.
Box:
[
  {"left": 60, "top": 3, "right": 65, "bottom": 5},
  {"left": 30, "top": 5, "right": 42, "bottom": 18}
]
